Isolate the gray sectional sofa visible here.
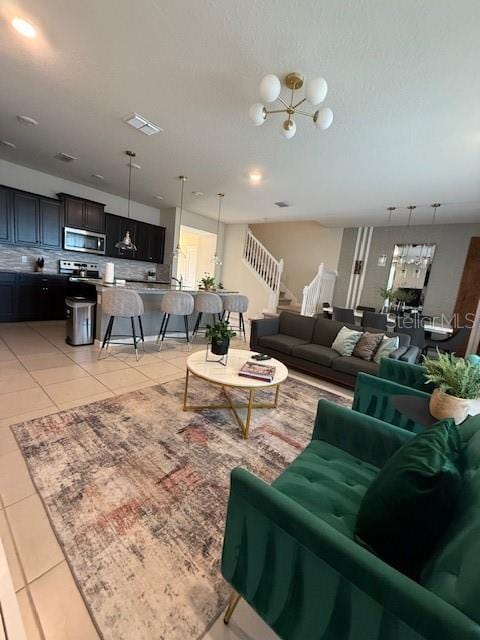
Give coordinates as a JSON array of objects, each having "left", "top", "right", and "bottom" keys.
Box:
[{"left": 250, "top": 312, "right": 419, "bottom": 388}]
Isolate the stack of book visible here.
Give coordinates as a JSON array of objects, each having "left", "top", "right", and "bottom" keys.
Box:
[{"left": 239, "top": 361, "right": 276, "bottom": 382}]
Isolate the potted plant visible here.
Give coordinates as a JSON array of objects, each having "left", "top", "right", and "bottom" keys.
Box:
[
  {"left": 34, "top": 257, "right": 45, "bottom": 273},
  {"left": 205, "top": 320, "right": 236, "bottom": 356},
  {"left": 199, "top": 274, "right": 216, "bottom": 290},
  {"left": 146, "top": 269, "right": 156, "bottom": 282},
  {"left": 423, "top": 351, "right": 480, "bottom": 424},
  {"left": 380, "top": 287, "right": 396, "bottom": 312}
]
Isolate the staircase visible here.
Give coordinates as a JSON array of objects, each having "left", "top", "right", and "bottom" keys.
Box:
[
  {"left": 243, "top": 229, "right": 284, "bottom": 313},
  {"left": 277, "top": 284, "right": 301, "bottom": 314}
]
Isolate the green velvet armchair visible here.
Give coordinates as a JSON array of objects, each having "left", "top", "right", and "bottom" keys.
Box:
[
  {"left": 221, "top": 399, "right": 480, "bottom": 640},
  {"left": 377, "top": 358, "right": 434, "bottom": 393}
]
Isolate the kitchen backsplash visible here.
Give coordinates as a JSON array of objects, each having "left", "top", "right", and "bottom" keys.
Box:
[{"left": 0, "top": 244, "right": 171, "bottom": 281}]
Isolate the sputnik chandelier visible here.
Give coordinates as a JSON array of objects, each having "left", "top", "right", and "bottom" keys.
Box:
[{"left": 249, "top": 72, "right": 333, "bottom": 139}]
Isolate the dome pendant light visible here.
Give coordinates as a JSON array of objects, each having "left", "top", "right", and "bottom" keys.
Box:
[
  {"left": 212, "top": 193, "right": 224, "bottom": 266},
  {"left": 115, "top": 150, "right": 138, "bottom": 252},
  {"left": 172, "top": 176, "right": 188, "bottom": 259}
]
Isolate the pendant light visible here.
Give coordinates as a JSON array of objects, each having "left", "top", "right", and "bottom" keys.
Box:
[
  {"left": 378, "top": 206, "right": 395, "bottom": 267},
  {"left": 172, "top": 176, "right": 187, "bottom": 259},
  {"left": 115, "top": 150, "right": 138, "bottom": 251},
  {"left": 212, "top": 193, "right": 224, "bottom": 266},
  {"left": 421, "top": 203, "right": 440, "bottom": 268}
]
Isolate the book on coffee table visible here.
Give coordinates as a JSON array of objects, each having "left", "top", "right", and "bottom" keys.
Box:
[{"left": 239, "top": 361, "right": 276, "bottom": 382}]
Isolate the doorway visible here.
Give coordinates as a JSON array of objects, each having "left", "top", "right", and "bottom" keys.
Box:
[{"left": 177, "top": 225, "right": 217, "bottom": 289}]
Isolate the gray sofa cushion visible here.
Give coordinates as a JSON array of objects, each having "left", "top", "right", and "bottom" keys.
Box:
[
  {"left": 279, "top": 312, "right": 316, "bottom": 341},
  {"left": 312, "top": 317, "right": 344, "bottom": 347},
  {"left": 258, "top": 334, "right": 310, "bottom": 355},
  {"left": 332, "top": 356, "right": 379, "bottom": 376},
  {"left": 291, "top": 344, "right": 341, "bottom": 367}
]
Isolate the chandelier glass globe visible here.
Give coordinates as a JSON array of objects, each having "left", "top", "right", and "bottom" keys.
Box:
[
  {"left": 306, "top": 77, "right": 328, "bottom": 105},
  {"left": 249, "top": 103, "right": 266, "bottom": 126},
  {"left": 314, "top": 107, "right": 334, "bottom": 130},
  {"left": 280, "top": 118, "right": 296, "bottom": 139},
  {"left": 259, "top": 74, "right": 281, "bottom": 103}
]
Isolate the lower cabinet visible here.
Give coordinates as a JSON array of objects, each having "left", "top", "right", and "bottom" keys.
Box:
[
  {"left": 0, "top": 274, "right": 18, "bottom": 322},
  {"left": 17, "top": 275, "right": 68, "bottom": 322}
]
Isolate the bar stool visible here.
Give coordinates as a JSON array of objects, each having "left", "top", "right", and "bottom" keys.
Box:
[
  {"left": 222, "top": 294, "right": 249, "bottom": 341},
  {"left": 99, "top": 289, "right": 145, "bottom": 361},
  {"left": 157, "top": 291, "right": 194, "bottom": 348},
  {"left": 192, "top": 292, "right": 223, "bottom": 337}
]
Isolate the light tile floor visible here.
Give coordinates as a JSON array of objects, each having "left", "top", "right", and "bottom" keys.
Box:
[{"left": 0, "top": 320, "right": 353, "bottom": 640}]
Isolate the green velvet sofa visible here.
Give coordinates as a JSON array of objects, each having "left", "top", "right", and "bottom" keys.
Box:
[{"left": 221, "top": 399, "right": 480, "bottom": 640}]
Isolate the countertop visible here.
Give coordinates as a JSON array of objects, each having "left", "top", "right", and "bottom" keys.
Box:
[{"left": 85, "top": 279, "right": 238, "bottom": 294}]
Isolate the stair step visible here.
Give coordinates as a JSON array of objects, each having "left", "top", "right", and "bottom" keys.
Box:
[{"left": 277, "top": 303, "right": 301, "bottom": 314}]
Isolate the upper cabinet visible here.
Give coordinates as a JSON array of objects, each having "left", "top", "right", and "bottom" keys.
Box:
[
  {"left": 105, "top": 213, "right": 164, "bottom": 263},
  {"left": 39, "top": 198, "right": 64, "bottom": 248},
  {"left": 59, "top": 194, "right": 106, "bottom": 233},
  {"left": 13, "top": 191, "right": 39, "bottom": 245},
  {"left": 0, "top": 186, "right": 13, "bottom": 243}
]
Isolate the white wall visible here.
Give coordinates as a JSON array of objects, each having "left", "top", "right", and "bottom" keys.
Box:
[
  {"left": 221, "top": 224, "right": 274, "bottom": 319},
  {"left": 0, "top": 158, "right": 162, "bottom": 225},
  {"left": 250, "top": 221, "right": 343, "bottom": 301}
]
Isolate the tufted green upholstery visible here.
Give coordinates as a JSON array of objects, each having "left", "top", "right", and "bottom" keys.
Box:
[
  {"left": 222, "top": 400, "right": 480, "bottom": 640},
  {"left": 272, "top": 440, "right": 379, "bottom": 537},
  {"left": 378, "top": 358, "right": 435, "bottom": 393}
]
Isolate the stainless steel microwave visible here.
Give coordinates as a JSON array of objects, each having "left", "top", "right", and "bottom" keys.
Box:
[{"left": 63, "top": 227, "right": 106, "bottom": 255}]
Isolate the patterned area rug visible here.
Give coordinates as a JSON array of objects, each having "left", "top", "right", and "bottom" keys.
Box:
[{"left": 13, "top": 376, "right": 351, "bottom": 640}]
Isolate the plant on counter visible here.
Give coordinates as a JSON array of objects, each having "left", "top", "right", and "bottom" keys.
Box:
[
  {"left": 423, "top": 351, "right": 480, "bottom": 424},
  {"left": 205, "top": 320, "right": 236, "bottom": 355},
  {"left": 147, "top": 269, "right": 156, "bottom": 281},
  {"left": 199, "top": 273, "right": 216, "bottom": 290},
  {"left": 34, "top": 257, "right": 45, "bottom": 273}
]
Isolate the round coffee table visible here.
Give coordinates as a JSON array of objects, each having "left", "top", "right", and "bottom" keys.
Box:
[{"left": 183, "top": 349, "right": 288, "bottom": 439}]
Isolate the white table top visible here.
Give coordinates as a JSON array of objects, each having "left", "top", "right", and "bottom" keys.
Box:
[
  {"left": 323, "top": 307, "right": 453, "bottom": 335},
  {"left": 186, "top": 349, "right": 288, "bottom": 389}
]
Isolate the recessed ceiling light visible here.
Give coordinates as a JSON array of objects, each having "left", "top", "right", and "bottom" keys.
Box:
[
  {"left": 123, "top": 113, "right": 163, "bottom": 136},
  {"left": 249, "top": 172, "right": 262, "bottom": 184},
  {"left": 91, "top": 173, "right": 105, "bottom": 180},
  {"left": 153, "top": 195, "right": 164, "bottom": 200},
  {"left": 0, "top": 140, "right": 16, "bottom": 149},
  {"left": 191, "top": 191, "right": 204, "bottom": 196},
  {"left": 11, "top": 17, "right": 37, "bottom": 39},
  {"left": 17, "top": 114, "right": 38, "bottom": 126},
  {"left": 55, "top": 152, "right": 77, "bottom": 163}
]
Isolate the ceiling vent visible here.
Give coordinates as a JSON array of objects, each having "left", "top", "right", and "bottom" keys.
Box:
[
  {"left": 55, "top": 152, "right": 77, "bottom": 163},
  {"left": 123, "top": 113, "right": 163, "bottom": 136},
  {"left": 274, "top": 201, "right": 291, "bottom": 208}
]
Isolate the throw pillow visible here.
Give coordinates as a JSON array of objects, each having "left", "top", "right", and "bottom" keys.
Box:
[
  {"left": 352, "top": 331, "right": 385, "bottom": 361},
  {"left": 354, "top": 419, "right": 462, "bottom": 580},
  {"left": 373, "top": 336, "right": 399, "bottom": 364},
  {"left": 331, "top": 326, "right": 363, "bottom": 356}
]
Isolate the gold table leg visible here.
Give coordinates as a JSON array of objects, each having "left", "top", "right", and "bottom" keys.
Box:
[
  {"left": 224, "top": 590, "right": 241, "bottom": 625},
  {"left": 183, "top": 369, "right": 281, "bottom": 439}
]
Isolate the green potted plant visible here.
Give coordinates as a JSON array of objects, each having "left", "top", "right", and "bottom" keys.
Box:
[
  {"left": 205, "top": 320, "right": 236, "bottom": 356},
  {"left": 199, "top": 274, "right": 216, "bottom": 290},
  {"left": 423, "top": 351, "right": 480, "bottom": 424}
]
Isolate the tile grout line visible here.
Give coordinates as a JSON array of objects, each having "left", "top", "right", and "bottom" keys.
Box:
[{"left": 1, "top": 494, "right": 47, "bottom": 640}]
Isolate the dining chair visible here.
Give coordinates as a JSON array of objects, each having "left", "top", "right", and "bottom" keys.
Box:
[
  {"left": 332, "top": 306, "right": 355, "bottom": 324},
  {"left": 424, "top": 327, "right": 471, "bottom": 356},
  {"left": 361, "top": 311, "right": 388, "bottom": 331}
]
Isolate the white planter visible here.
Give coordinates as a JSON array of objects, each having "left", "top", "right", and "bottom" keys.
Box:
[{"left": 429, "top": 388, "right": 472, "bottom": 425}]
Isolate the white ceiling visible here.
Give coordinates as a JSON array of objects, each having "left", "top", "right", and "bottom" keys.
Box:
[{"left": 0, "top": 0, "right": 480, "bottom": 227}]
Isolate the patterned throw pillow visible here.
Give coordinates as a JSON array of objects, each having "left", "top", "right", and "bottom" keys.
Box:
[
  {"left": 352, "top": 331, "right": 385, "bottom": 361},
  {"left": 373, "top": 336, "right": 400, "bottom": 364},
  {"left": 331, "top": 326, "right": 363, "bottom": 356}
]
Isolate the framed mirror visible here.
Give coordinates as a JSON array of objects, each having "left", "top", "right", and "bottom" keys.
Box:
[{"left": 383, "top": 243, "right": 436, "bottom": 311}]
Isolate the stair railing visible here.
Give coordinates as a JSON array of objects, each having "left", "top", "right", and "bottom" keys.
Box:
[
  {"left": 243, "top": 230, "right": 284, "bottom": 310},
  {"left": 301, "top": 264, "right": 337, "bottom": 316}
]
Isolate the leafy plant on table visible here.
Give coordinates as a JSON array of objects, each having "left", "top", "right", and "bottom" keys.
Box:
[
  {"left": 199, "top": 274, "right": 216, "bottom": 290},
  {"left": 205, "top": 321, "right": 236, "bottom": 346},
  {"left": 423, "top": 351, "right": 480, "bottom": 399}
]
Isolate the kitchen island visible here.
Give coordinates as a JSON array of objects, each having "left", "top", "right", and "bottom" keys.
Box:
[{"left": 93, "top": 281, "right": 239, "bottom": 342}]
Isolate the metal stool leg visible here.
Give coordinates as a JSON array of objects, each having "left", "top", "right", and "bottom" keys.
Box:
[
  {"left": 131, "top": 317, "right": 139, "bottom": 361},
  {"left": 99, "top": 315, "right": 114, "bottom": 358},
  {"left": 157, "top": 313, "right": 167, "bottom": 343},
  {"left": 184, "top": 315, "right": 190, "bottom": 344},
  {"left": 240, "top": 312, "right": 246, "bottom": 341},
  {"left": 193, "top": 312, "right": 202, "bottom": 336},
  {"left": 138, "top": 316, "right": 145, "bottom": 350},
  {"left": 159, "top": 313, "right": 170, "bottom": 350}
]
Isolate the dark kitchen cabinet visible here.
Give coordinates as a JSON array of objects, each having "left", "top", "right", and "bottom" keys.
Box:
[
  {"left": 136, "top": 222, "right": 164, "bottom": 263},
  {"left": 0, "top": 186, "right": 13, "bottom": 243},
  {"left": 0, "top": 273, "right": 18, "bottom": 321},
  {"left": 18, "top": 275, "right": 67, "bottom": 321},
  {"left": 13, "top": 191, "right": 39, "bottom": 245},
  {"left": 105, "top": 213, "right": 138, "bottom": 259},
  {"left": 61, "top": 194, "right": 105, "bottom": 233},
  {"left": 39, "top": 198, "right": 63, "bottom": 249}
]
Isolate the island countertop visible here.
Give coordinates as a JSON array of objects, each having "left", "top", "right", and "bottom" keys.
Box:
[{"left": 70, "top": 277, "right": 238, "bottom": 294}]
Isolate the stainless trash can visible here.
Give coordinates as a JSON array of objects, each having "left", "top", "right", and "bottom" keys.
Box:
[{"left": 65, "top": 297, "right": 96, "bottom": 346}]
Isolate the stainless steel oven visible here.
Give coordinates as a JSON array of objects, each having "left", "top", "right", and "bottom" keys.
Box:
[{"left": 63, "top": 227, "right": 106, "bottom": 255}]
